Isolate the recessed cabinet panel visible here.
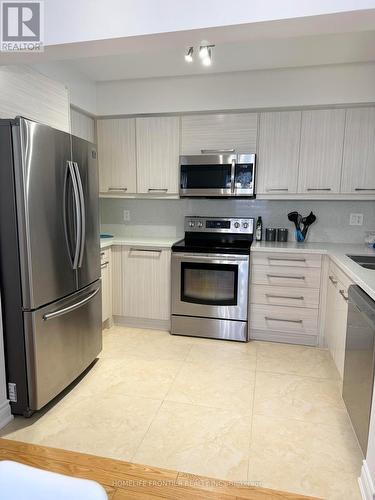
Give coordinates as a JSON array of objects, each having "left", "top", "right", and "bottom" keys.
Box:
[
  {"left": 341, "top": 107, "right": 375, "bottom": 194},
  {"left": 71, "top": 108, "right": 95, "bottom": 143},
  {"left": 181, "top": 113, "right": 258, "bottom": 155},
  {"left": 297, "top": 109, "right": 346, "bottom": 194},
  {"left": 257, "top": 111, "right": 301, "bottom": 194},
  {"left": 97, "top": 118, "right": 137, "bottom": 194},
  {"left": 136, "top": 117, "right": 180, "bottom": 194}
]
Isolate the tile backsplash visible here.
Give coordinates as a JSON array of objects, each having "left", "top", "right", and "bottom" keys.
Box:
[{"left": 100, "top": 198, "right": 375, "bottom": 244}]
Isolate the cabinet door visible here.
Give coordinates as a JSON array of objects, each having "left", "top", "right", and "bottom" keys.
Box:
[
  {"left": 111, "top": 246, "right": 123, "bottom": 316},
  {"left": 325, "top": 275, "right": 338, "bottom": 355},
  {"left": 257, "top": 111, "right": 301, "bottom": 194},
  {"left": 298, "top": 109, "right": 346, "bottom": 194},
  {"left": 71, "top": 108, "right": 95, "bottom": 143},
  {"left": 181, "top": 113, "right": 258, "bottom": 155},
  {"left": 97, "top": 118, "right": 137, "bottom": 194},
  {"left": 136, "top": 117, "right": 180, "bottom": 194},
  {"left": 101, "top": 249, "right": 112, "bottom": 323},
  {"left": 122, "top": 247, "right": 171, "bottom": 320},
  {"left": 341, "top": 107, "right": 375, "bottom": 194}
]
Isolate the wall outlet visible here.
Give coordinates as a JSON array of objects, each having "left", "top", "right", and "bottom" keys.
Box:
[
  {"left": 123, "top": 210, "right": 131, "bottom": 222},
  {"left": 349, "top": 213, "right": 364, "bottom": 226}
]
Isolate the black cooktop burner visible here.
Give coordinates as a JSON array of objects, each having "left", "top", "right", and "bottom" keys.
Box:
[{"left": 172, "top": 232, "right": 253, "bottom": 255}]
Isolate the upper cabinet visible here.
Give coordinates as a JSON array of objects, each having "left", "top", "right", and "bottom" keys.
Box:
[
  {"left": 257, "top": 111, "right": 301, "bottom": 195},
  {"left": 341, "top": 107, "right": 375, "bottom": 194},
  {"left": 71, "top": 108, "right": 95, "bottom": 143},
  {"left": 136, "top": 116, "right": 180, "bottom": 195},
  {"left": 181, "top": 113, "right": 258, "bottom": 155},
  {"left": 97, "top": 118, "right": 137, "bottom": 195},
  {"left": 297, "top": 109, "right": 346, "bottom": 194}
]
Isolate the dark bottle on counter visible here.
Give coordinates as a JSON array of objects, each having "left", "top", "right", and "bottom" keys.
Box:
[{"left": 255, "top": 216, "right": 263, "bottom": 241}]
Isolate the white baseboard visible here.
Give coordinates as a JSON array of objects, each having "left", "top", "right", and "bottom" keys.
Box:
[
  {"left": 359, "top": 460, "right": 375, "bottom": 500},
  {"left": 113, "top": 315, "right": 171, "bottom": 331},
  {"left": 0, "top": 398, "right": 13, "bottom": 430}
]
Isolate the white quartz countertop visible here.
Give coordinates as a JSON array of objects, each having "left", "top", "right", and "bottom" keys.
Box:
[
  {"left": 252, "top": 241, "right": 375, "bottom": 301},
  {"left": 100, "top": 236, "right": 180, "bottom": 249}
]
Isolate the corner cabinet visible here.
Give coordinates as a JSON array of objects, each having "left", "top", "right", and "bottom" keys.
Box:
[
  {"left": 136, "top": 117, "right": 180, "bottom": 195},
  {"left": 256, "top": 111, "right": 301, "bottom": 195},
  {"left": 97, "top": 118, "right": 137, "bottom": 195},
  {"left": 341, "top": 107, "right": 375, "bottom": 195},
  {"left": 297, "top": 109, "right": 346, "bottom": 194}
]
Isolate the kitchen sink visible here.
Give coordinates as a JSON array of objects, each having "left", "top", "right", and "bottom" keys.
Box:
[{"left": 347, "top": 255, "right": 375, "bottom": 270}]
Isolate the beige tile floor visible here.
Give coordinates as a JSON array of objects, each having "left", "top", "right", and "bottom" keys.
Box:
[{"left": 0, "top": 326, "right": 363, "bottom": 499}]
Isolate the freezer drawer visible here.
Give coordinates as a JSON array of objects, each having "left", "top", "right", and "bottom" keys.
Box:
[{"left": 23, "top": 281, "right": 102, "bottom": 411}]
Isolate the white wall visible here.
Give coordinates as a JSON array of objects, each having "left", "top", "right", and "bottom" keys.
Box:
[
  {"left": 32, "top": 62, "right": 97, "bottom": 114},
  {"left": 0, "top": 295, "right": 12, "bottom": 429},
  {"left": 96, "top": 62, "right": 375, "bottom": 115}
]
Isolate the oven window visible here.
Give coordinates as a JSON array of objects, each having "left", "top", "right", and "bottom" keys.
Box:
[
  {"left": 181, "top": 263, "right": 238, "bottom": 305},
  {"left": 181, "top": 165, "right": 231, "bottom": 189}
]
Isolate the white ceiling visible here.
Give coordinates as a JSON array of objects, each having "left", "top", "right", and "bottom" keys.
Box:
[{"left": 68, "top": 30, "right": 375, "bottom": 81}]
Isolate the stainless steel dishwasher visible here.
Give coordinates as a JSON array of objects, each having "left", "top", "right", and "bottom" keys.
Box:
[{"left": 343, "top": 285, "right": 375, "bottom": 455}]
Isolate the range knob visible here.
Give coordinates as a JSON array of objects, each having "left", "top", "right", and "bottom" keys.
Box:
[
  {"left": 189, "top": 221, "right": 195, "bottom": 227},
  {"left": 243, "top": 222, "right": 249, "bottom": 229},
  {"left": 234, "top": 222, "right": 240, "bottom": 228},
  {"left": 197, "top": 221, "right": 203, "bottom": 228}
]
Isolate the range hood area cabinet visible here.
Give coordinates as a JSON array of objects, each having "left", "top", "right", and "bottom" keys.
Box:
[
  {"left": 256, "top": 106, "right": 375, "bottom": 199},
  {"left": 97, "top": 116, "right": 180, "bottom": 197}
]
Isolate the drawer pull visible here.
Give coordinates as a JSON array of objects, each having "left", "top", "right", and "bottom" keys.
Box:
[
  {"left": 265, "top": 294, "right": 304, "bottom": 301},
  {"left": 266, "top": 188, "right": 289, "bottom": 192},
  {"left": 266, "top": 274, "right": 306, "bottom": 280},
  {"left": 100, "top": 251, "right": 105, "bottom": 256},
  {"left": 201, "top": 149, "right": 235, "bottom": 154},
  {"left": 265, "top": 317, "right": 303, "bottom": 324},
  {"left": 148, "top": 188, "right": 168, "bottom": 192},
  {"left": 268, "top": 257, "right": 306, "bottom": 262},
  {"left": 329, "top": 275, "right": 338, "bottom": 285},
  {"left": 339, "top": 289, "right": 349, "bottom": 302},
  {"left": 101, "top": 261, "right": 109, "bottom": 268},
  {"left": 355, "top": 188, "right": 375, "bottom": 191},
  {"left": 130, "top": 248, "right": 162, "bottom": 253}
]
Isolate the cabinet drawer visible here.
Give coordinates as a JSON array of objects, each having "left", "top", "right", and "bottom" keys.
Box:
[
  {"left": 252, "top": 252, "right": 321, "bottom": 268},
  {"left": 251, "top": 265, "right": 321, "bottom": 288},
  {"left": 250, "top": 284, "right": 319, "bottom": 309},
  {"left": 100, "top": 248, "right": 110, "bottom": 266},
  {"left": 328, "top": 259, "right": 353, "bottom": 291},
  {"left": 250, "top": 304, "right": 319, "bottom": 335}
]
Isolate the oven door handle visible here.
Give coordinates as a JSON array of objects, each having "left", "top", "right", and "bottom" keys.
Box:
[{"left": 173, "top": 253, "right": 249, "bottom": 262}]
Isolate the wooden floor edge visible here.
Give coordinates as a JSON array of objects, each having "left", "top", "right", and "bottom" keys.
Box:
[{"left": 0, "top": 438, "right": 320, "bottom": 500}]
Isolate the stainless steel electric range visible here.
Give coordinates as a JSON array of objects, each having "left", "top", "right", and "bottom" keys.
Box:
[{"left": 171, "top": 216, "right": 254, "bottom": 342}]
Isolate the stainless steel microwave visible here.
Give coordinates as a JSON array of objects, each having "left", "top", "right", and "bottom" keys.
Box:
[{"left": 179, "top": 152, "right": 256, "bottom": 198}]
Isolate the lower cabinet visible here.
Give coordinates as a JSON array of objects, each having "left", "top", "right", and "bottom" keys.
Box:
[
  {"left": 101, "top": 248, "right": 112, "bottom": 325},
  {"left": 111, "top": 245, "right": 171, "bottom": 325},
  {"left": 324, "top": 260, "right": 354, "bottom": 380},
  {"left": 249, "top": 251, "right": 323, "bottom": 346}
]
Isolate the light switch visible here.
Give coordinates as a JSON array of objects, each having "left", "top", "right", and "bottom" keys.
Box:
[{"left": 123, "top": 210, "right": 130, "bottom": 222}]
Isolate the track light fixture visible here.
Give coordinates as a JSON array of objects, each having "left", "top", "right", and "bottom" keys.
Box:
[
  {"left": 184, "top": 44, "right": 215, "bottom": 66},
  {"left": 184, "top": 47, "right": 193, "bottom": 63}
]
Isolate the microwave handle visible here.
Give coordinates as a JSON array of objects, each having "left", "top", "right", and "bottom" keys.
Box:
[
  {"left": 201, "top": 149, "right": 235, "bottom": 154},
  {"left": 230, "top": 159, "right": 236, "bottom": 194}
]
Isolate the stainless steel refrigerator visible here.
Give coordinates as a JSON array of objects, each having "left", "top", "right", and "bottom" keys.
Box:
[{"left": 0, "top": 117, "right": 102, "bottom": 416}]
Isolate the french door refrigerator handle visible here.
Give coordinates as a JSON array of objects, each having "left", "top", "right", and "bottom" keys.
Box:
[
  {"left": 43, "top": 287, "right": 100, "bottom": 321},
  {"left": 73, "top": 162, "right": 86, "bottom": 268},
  {"left": 66, "top": 161, "right": 81, "bottom": 270}
]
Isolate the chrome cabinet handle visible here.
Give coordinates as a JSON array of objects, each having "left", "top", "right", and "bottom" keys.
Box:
[
  {"left": 67, "top": 161, "right": 81, "bottom": 270},
  {"left": 265, "top": 317, "right": 303, "bottom": 324},
  {"left": 306, "top": 188, "right": 332, "bottom": 191},
  {"left": 148, "top": 188, "right": 168, "bottom": 192},
  {"left": 268, "top": 257, "right": 306, "bottom": 262},
  {"left": 108, "top": 187, "right": 127, "bottom": 191},
  {"left": 43, "top": 288, "right": 100, "bottom": 321},
  {"left": 266, "top": 188, "right": 289, "bottom": 192},
  {"left": 100, "top": 251, "right": 105, "bottom": 256},
  {"left": 73, "top": 162, "right": 85, "bottom": 268},
  {"left": 329, "top": 275, "right": 338, "bottom": 285},
  {"left": 130, "top": 248, "right": 162, "bottom": 253},
  {"left": 355, "top": 188, "right": 375, "bottom": 191},
  {"left": 265, "top": 294, "right": 304, "bottom": 300},
  {"left": 266, "top": 274, "right": 306, "bottom": 280},
  {"left": 339, "top": 289, "right": 349, "bottom": 301},
  {"left": 101, "top": 261, "right": 109, "bottom": 268},
  {"left": 201, "top": 148, "right": 235, "bottom": 153}
]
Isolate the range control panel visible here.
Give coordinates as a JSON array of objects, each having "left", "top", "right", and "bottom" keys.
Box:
[{"left": 184, "top": 216, "right": 254, "bottom": 234}]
